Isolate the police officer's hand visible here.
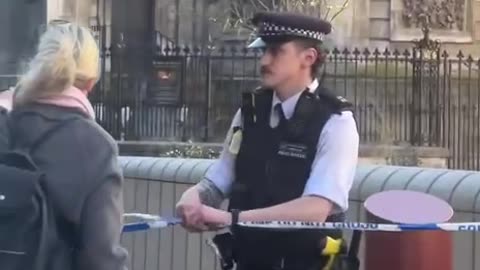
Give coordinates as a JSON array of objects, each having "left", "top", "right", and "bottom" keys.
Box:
[
  {"left": 201, "top": 205, "right": 231, "bottom": 230},
  {"left": 175, "top": 188, "right": 209, "bottom": 232}
]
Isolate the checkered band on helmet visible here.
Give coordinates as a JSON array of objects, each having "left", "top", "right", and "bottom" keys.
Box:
[{"left": 258, "top": 22, "right": 325, "bottom": 42}]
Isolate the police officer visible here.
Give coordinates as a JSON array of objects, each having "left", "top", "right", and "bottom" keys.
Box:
[{"left": 176, "top": 11, "right": 359, "bottom": 270}]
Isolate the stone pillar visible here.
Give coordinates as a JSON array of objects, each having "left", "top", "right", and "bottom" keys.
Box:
[
  {"left": 111, "top": 0, "right": 154, "bottom": 72},
  {"left": 0, "top": 0, "right": 47, "bottom": 74},
  {"left": 326, "top": 0, "right": 370, "bottom": 49},
  {"left": 0, "top": 0, "right": 15, "bottom": 74},
  {"left": 46, "top": 0, "right": 93, "bottom": 26},
  {"left": 108, "top": 0, "right": 155, "bottom": 139}
]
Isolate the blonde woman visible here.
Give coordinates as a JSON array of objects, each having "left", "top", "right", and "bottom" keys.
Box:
[{"left": 8, "top": 22, "right": 128, "bottom": 270}]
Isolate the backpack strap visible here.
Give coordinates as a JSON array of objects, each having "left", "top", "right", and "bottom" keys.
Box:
[{"left": 0, "top": 107, "right": 9, "bottom": 149}]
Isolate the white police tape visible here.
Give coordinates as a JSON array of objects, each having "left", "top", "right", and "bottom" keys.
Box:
[
  {"left": 124, "top": 213, "right": 162, "bottom": 220},
  {"left": 237, "top": 221, "right": 480, "bottom": 232},
  {"left": 122, "top": 214, "right": 480, "bottom": 233}
]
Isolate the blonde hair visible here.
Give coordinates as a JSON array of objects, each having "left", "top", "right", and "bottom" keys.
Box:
[{"left": 14, "top": 22, "right": 100, "bottom": 105}]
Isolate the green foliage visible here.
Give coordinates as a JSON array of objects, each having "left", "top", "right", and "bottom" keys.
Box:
[
  {"left": 385, "top": 150, "right": 420, "bottom": 166},
  {"left": 159, "top": 141, "right": 220, "bottom": 159}
]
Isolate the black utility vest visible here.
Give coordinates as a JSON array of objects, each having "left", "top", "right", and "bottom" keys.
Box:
[{"left": 228, "top": 85, "right": 353, "bottom": 265}]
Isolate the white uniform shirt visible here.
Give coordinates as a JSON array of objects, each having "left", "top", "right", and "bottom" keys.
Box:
[{"left": 204, "top": 79, "right": 359, "bottom": 213}]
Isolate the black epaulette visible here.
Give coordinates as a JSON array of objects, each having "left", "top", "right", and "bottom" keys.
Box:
[
  {"left": 315, "top": 86, "right": 353, "bottom": 113},
  {"left": 252, "top": 85, "right": 269, "bottom": 94}
]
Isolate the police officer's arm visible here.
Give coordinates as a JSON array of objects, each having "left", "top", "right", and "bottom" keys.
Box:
[
  {"left": 180, "top": 109, "right": 241, "bottom": 208},
  {"left": 194, "top": 179, "right": 226, "bottom": 208},
  {"left": 203, "top": 111, "right": 359, "bottom": 224}
]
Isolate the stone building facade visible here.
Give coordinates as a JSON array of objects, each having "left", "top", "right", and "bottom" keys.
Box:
[
  {"left": 1, "top": 0, "right": 479, "bottom": 73},
  {"left": 154, "top": 0, "right": 480, "bottom": 55},
  {"left": 0, "top": 0, "right": 96, "bottom": 74}
]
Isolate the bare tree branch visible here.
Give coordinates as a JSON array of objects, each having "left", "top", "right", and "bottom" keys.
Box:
[
  {"left": 201, "top": 0, "right": 350, "bottom": 47},
  {"left": 214, "top": 0, "right": 350, "bottom": 32},
  {"left": 329, "top": 0, "right": 349, "bottom": 22},
  {"left": 257, "top": 0, "right": 270, "bottom": 10}
]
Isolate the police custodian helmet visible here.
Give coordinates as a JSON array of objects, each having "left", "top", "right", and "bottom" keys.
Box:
[{"left": 247, "top": 12, "right": 333, "bottom": 48}]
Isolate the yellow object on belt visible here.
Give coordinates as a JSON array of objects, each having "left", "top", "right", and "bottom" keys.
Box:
[{"left": 321, "top": 236, "right": 343, "bottom": 270}]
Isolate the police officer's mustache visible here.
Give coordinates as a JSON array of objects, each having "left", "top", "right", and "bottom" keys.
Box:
[{"left": 260, "top": 67, "right": 272, "bottom": 75}]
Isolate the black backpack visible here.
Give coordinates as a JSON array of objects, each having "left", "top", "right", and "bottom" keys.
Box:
[{"left": 0, "top": 119, "right": 75, "bottom": 270}]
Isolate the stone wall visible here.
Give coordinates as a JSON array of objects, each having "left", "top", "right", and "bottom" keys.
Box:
[
  {"left": 369, "top": 0, "right": 480, "bottom": 55},
  {"left": 358, "top": 144, "right": 450, "bottom": 168},
  {"left": 154, "top": 0, "right": 212, "bottom": 45},
  {"left": 0, "top": 0, "right": 98, "bottom": 74},
  {"left": 118, "top": 156, "right": 480, "bottom": 270},
  {"left": 46, "top": 0, "right": 94, "bottom": 27},
  {"left": 155, "top": 0, "right": 480, "bottom": 56},
  {"left": 13, "top": 0, "right": 479, "bottom": 56},
  {"left": 118, "top": 141, "right": 451, "bottom": 168},
  {"left": 0, "top": 0, "right": 47, "bottom": 74},
  {"left": 2, "top": 0, "right": 480, "bottom": 70}
]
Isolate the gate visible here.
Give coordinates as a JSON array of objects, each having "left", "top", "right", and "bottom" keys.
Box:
[
  {"left": 410, "top": 16, "right": 442, "bottom": 147},
  {"left": 90, "top": 0, "right": 214, "bottom": 142}
]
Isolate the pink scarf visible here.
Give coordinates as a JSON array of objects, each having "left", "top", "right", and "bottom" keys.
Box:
[
  {"left": 36, "top": 86, "right": 96, "bottom": 120},
  {"left": 0, "top": 88, "right": 14, "bottom": 111}
]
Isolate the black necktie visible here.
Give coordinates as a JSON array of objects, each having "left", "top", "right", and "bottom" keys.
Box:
[{"left": 275, "top": 103, "right": 286, "bottom": 127}]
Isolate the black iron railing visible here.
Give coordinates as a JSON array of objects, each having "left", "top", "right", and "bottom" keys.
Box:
[{"left": 83, "top": 43, "right": 480, "bottom": 171}]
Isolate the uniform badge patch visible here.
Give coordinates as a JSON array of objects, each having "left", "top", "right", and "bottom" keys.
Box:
[
  {"left": 277, "top": 142, "right": 308, "bottom": 159},
  {"left": 228, "top": 127, "right": 243, "bottom": 155},
  {"left": 337, "top": 96, "right": 348, "bottom": 102}
]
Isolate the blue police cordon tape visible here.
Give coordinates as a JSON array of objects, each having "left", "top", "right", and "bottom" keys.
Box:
[
  {"left": 123, "top": 213, "right": 181, "bottom": 233},
  {"left": 122, "top": 213, "right": 480, "bottom": 233}
]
